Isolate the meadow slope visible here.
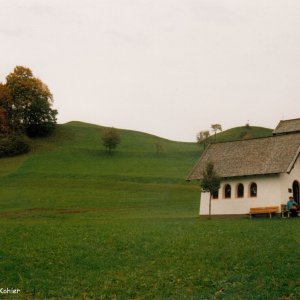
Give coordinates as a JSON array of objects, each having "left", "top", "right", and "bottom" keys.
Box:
[{"left": 1, "top": 122, "right": 300, "bottom": 299}]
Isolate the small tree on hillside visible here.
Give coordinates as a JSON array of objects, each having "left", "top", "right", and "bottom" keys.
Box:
[
  {"left": 102, "top": 127, "right": 121, "bottom": 153},
  {"left": 200, "top": 162, "right": 221, "bottom": 219},
  {"left": 211, "top": 124, "right": 222, "bottom": 140},
  {"left": 196, "top": 130, "right": 210, "bottom": 149}
]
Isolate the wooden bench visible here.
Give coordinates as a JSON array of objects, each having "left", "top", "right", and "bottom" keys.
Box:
[{"left": 249, "top": 206, "right": 279, "bottom": 219}]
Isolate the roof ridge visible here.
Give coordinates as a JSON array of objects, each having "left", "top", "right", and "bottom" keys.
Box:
[
  {"left": 210, "top": 131, "right": 300, "bottom": 146},
  {"left": 278, "top": 117, "right": 300, "bottom": 123},
  {"left": 206, "top": 134, "right": 277, "bottom": 146}
]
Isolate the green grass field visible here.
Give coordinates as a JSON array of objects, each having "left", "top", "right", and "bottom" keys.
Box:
[{"left": 1, "top": 122, "right": 300, "bottom": 299}]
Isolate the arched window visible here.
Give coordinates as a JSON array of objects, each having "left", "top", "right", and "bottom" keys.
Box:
[
  {"left": 237, "top": 183, "right": 244, "bottom": 198},
  {"left": 224, "top": 184, "right": 231, "bottom": 198},
  {"left": 250, "top": 182, "right": 257, "bottom": 197}
]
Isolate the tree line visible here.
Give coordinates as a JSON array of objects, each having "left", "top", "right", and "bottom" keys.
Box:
[{"left": 0, "top": 66, "right": 57, "bottom": 157}]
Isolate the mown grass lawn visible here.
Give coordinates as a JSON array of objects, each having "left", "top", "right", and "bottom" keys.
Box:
[
  {"left": 1, "top": 122, "right": 299, "bottom": 299},
  {"left": 2, "top": 215, "right": 300, "bottom": 299}
]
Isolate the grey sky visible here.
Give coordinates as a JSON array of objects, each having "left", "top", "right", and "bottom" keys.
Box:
[{"left": 1, "top": 0, "right": 300, "bottom": 141}]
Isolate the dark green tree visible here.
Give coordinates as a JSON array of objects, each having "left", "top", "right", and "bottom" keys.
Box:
[
  {"left": 25, "top": 97, "right": 58, "bottom": 137},
  {"left": 0, "top": 84, "right": 11, "bottom": 135},
  {"left": 200, "top": 162, "right": 221, "bottom": 219},
  {"left": 0, "top": 81, "right": 31, "bottom": 156},
  {"left": 0, "top": 106, "right": 8, "bottom": 136},
  {"left": 101, "top": 127, "right": 121, "bottom": 153}
]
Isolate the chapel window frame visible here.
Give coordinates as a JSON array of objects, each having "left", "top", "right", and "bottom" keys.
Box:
[
  {"left": 237, "top": 183, "right": 244, "bottom": 198},
  {"left": 250, "top": 182, "right": 257, "bottom": 197},
  {"left": 224, "top": 184, "right": 231, "bottom": 199}
]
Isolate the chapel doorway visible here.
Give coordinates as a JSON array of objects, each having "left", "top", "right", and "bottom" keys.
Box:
[{"left": 293, "top": 181, "right": 300, "bottom": 205}]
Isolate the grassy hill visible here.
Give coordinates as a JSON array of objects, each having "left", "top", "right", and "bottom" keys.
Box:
[
  {"left": 0, "top": 121, "right": 200, "bottom": 213},
  {"left": 1, "top": 122, "right": 300, "bottom": 299},
  {"left": 210, "top": 125, "right": 273, "bottom": 142},
  {"left": 198, "top": 125, "right": 273, "bottom": 150}
]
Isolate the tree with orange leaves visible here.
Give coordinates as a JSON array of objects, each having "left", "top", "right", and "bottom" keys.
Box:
[{"left": 5, "top": 66, "right": 57, "bottom": 137}]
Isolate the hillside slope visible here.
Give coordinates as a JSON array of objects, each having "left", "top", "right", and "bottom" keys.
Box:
[
  {"left": 198, "top": 125, "right": 273, "bottom": 150},
  {"left": 0, "top": 121, "right": 200, "bottom": 213},
  {"left": 212, "top": 125, "right": 273, "bottom": 142},
  {"left": 0, "top": 122, "right": 273, "bottom": 188}
]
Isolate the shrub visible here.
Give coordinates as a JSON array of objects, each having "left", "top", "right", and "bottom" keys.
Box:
[{"left": 0, "top": 134, "right": 30, "bottom": 157}]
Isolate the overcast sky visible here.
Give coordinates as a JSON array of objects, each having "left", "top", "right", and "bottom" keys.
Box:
[{"left": 1, "top": 0, "right": 300, "bottom": 141}]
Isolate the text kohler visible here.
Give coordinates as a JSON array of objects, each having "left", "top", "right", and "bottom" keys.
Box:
[{"left": 0, "top": 288, "right": 20, "bottom": 294}]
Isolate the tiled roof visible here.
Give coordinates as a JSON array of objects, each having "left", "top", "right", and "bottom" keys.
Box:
[
  {"left": 187, "top": 133, "right": 300, "bottom": 180},
  {"left": 273, "top": 118, "right": 300, "bottom": 135}
]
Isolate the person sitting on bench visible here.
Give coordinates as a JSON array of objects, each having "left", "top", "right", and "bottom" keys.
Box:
[{"left": 286, "top": 196, "right": 298, "bottom": 217}]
